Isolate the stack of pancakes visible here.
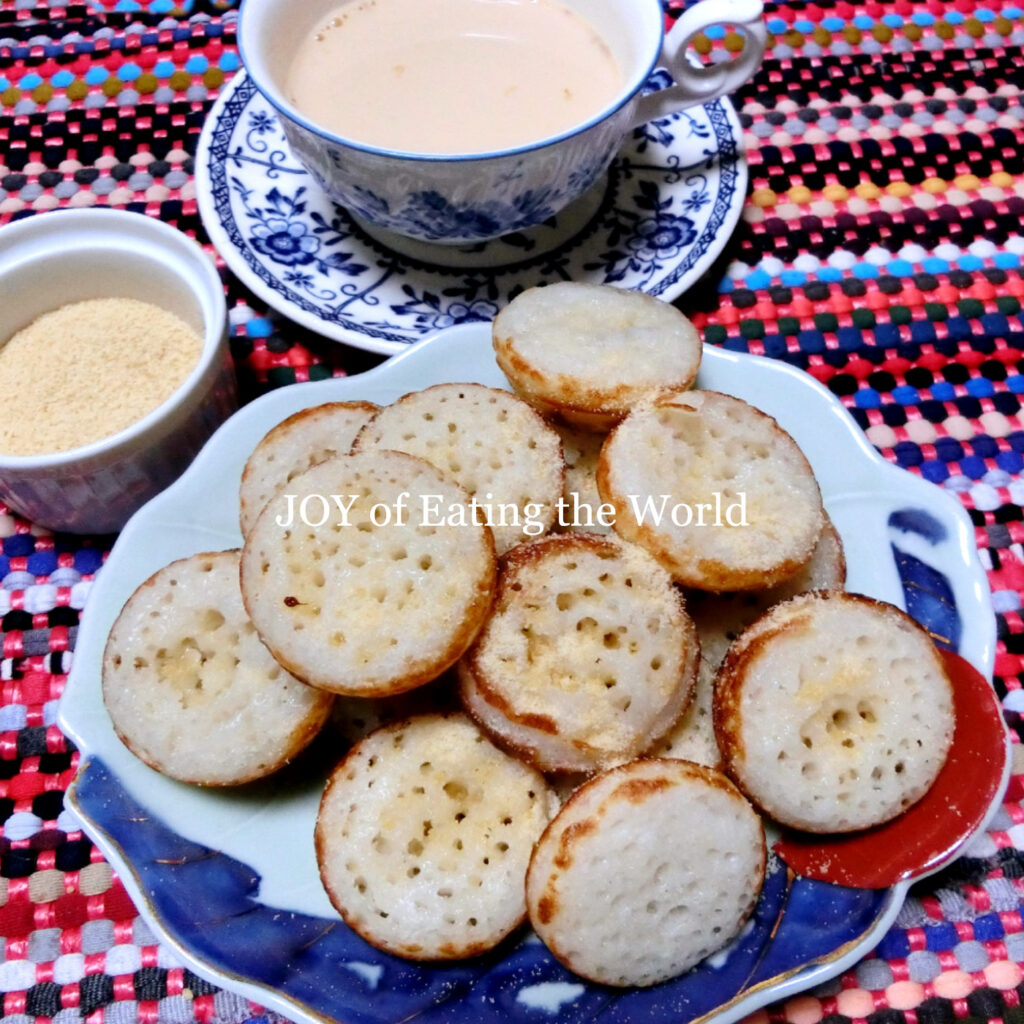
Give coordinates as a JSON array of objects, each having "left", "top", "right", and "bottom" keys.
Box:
[{"left": 100, "top": 282, "right": 954, "bottom": 987}]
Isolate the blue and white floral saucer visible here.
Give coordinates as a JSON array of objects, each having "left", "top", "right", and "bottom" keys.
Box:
[{"left": 196, "top": 71, "right": 746, "bottom": 355}]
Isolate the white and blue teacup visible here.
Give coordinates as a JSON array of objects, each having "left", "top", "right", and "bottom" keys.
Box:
[{"left": 239, "top": 0, "right": 766, "bottom": 245}]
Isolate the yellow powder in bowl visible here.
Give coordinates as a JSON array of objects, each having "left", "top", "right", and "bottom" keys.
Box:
[{"left": 0, "top": 297, "right": 204, "bottom": 456}]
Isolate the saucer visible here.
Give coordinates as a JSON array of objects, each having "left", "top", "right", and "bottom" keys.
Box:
[{"left": 196, "top": 71, "right": 746, "bottom": 356}]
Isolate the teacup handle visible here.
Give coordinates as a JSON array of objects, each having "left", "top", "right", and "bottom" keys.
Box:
[{"left": 628, "top": 0, "right": 767, "bottom": 128}]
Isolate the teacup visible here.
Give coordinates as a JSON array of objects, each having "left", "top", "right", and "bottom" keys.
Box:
[{"left": 239, "top": 0, "right": 766, "bottom": 245}]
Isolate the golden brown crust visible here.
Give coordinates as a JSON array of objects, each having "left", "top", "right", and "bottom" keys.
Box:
[
  {"left": 313, "top": 717, "right": 474, "bottom": 961},
  {"left": 243, "top": 535, "right": 496, "bottom": 698},
  {"left": 712, "top": 608, "right": 815, "bottom": 812},
  {"left": 713, "top": 590, "right": 896, "bottom": 786},
  {"left": 247, "top": 401, "right": 379, "bottom": 457},
  {"left": 597, "top": 389, "right": 823, "bottom": 592},
  {"left": 823, "top": 519, "right": 848, "bottom": 588},
  {"left": 251, "top": 536, "right": 496, "bottom": 697},
  {"left": 551, "top": 818, "right": 598, "bottom": 871},
  {"left": 240, "top": 450, "right": 499, "bottom": 698},
  {"left": 494, "top": 531, "right": 621, "bottom": 581},
  {"left": 315, "top": 712, "right": 551, "bottom": 961},
  {"left": 605, "top": 512, "right": 812, "bottom": 591},
  {"left": 492, "top": 284, "right": 702, "bottom": 433},
  {"left": 493, "top": 341, "right": 550, "bottom": 399},
  {"left": 712, "top": 591, "right": 954, "bottom": 831},
  {"left": 459, "top": 533, "right": 697, "bottom": 773},
  {"left": 494, "top": 343, "right": 626, "bottom": 431},
  {"left": 457, "top": 658, "right": 550, "bottom": 767},
  {"left": 103, "top": 550, "right": 334, "bottom": 786},
  {"left": 525, "top": 758, "right": 766, "bottom": 986},
  {"left": 239, "top": 401, "right": 380, "bottom": 536}
]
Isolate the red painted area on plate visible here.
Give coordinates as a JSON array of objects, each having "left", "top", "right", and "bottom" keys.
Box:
[{"left": 773, "top": 648, "right": 1008, "bottom": 889}]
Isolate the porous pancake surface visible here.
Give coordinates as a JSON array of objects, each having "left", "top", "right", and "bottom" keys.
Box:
[
  {"left": 598, "top": 389, "right": 824, "bottom": 591},
  {"left": 714, "top": 591, "right": 955, "bottom": 832},
  {"left": 460, "top": 533, "right": 697, "bottom": 773},
  {"left": 353, "top": 382, "right": 563, "bottom": 554},
  {"left": 658, "top": 520, "right": 846, "bottom": 769},
  {"left": 526, "top": 758, "right": 766, "bottom": 987},
  {"left": 316, "top": 713, "right": 557, "bottom": 960},
  {"left": 240, "top": 450, "right": 496, "bottom": 696},
  {"left": 102, "top": 550, "right": 333, "bottom": 785},
  {"left": 239, "top": 400, "right": 378, "bottom": 537}
]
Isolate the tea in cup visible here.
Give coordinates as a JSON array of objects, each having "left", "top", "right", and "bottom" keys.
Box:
[
  {"left": 284, "top": 0, "right": 626, "bottom": 155},
  {"left": 239, "top": 0, "right": 766, "bottom": 244}
]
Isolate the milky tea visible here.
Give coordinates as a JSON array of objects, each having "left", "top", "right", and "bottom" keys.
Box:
[{"left": 283, "top": 0, "right": 624, "bottom": 155}]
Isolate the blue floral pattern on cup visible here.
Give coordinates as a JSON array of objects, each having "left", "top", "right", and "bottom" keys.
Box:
[{"left": 277, "top": 99, "right": 629, "bottom": 244}]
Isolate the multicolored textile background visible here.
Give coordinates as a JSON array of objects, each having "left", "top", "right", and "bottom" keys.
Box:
[{"left": 1, "top": 1, "right": 1023, "bottom": 1023}]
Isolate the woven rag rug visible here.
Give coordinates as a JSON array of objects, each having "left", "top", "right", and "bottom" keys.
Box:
[{"left": 1, "top": 1, "right": 1024, "bottom": 1023}]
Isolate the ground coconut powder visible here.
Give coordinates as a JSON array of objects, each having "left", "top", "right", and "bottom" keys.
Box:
[{"left": 0, "top": 297, "right": 203, "bottom": 456}]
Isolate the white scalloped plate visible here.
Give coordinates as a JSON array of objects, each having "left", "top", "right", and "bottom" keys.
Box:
[{"left": 60, "top": 324, "right": 1002, "bottom": 1024}]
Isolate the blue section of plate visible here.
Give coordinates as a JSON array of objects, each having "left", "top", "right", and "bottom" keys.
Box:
[
  {"left": 888, "top": 508, "right": 963, "bottom": 652},
  {"left": 74, "top": 759, "right": 890, "bottom": 1024}
]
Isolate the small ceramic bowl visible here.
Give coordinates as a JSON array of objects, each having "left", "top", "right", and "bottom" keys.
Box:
[{"left": 0, "top": 209, "right": 236, "bottom": 534}]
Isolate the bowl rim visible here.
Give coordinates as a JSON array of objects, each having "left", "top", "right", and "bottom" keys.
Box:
[
  {"left": 0, "top": 208, "right": 228, "bottom": 471},
  {"left": 236, "top": 0, "right": 665, "bottom": 163}
]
